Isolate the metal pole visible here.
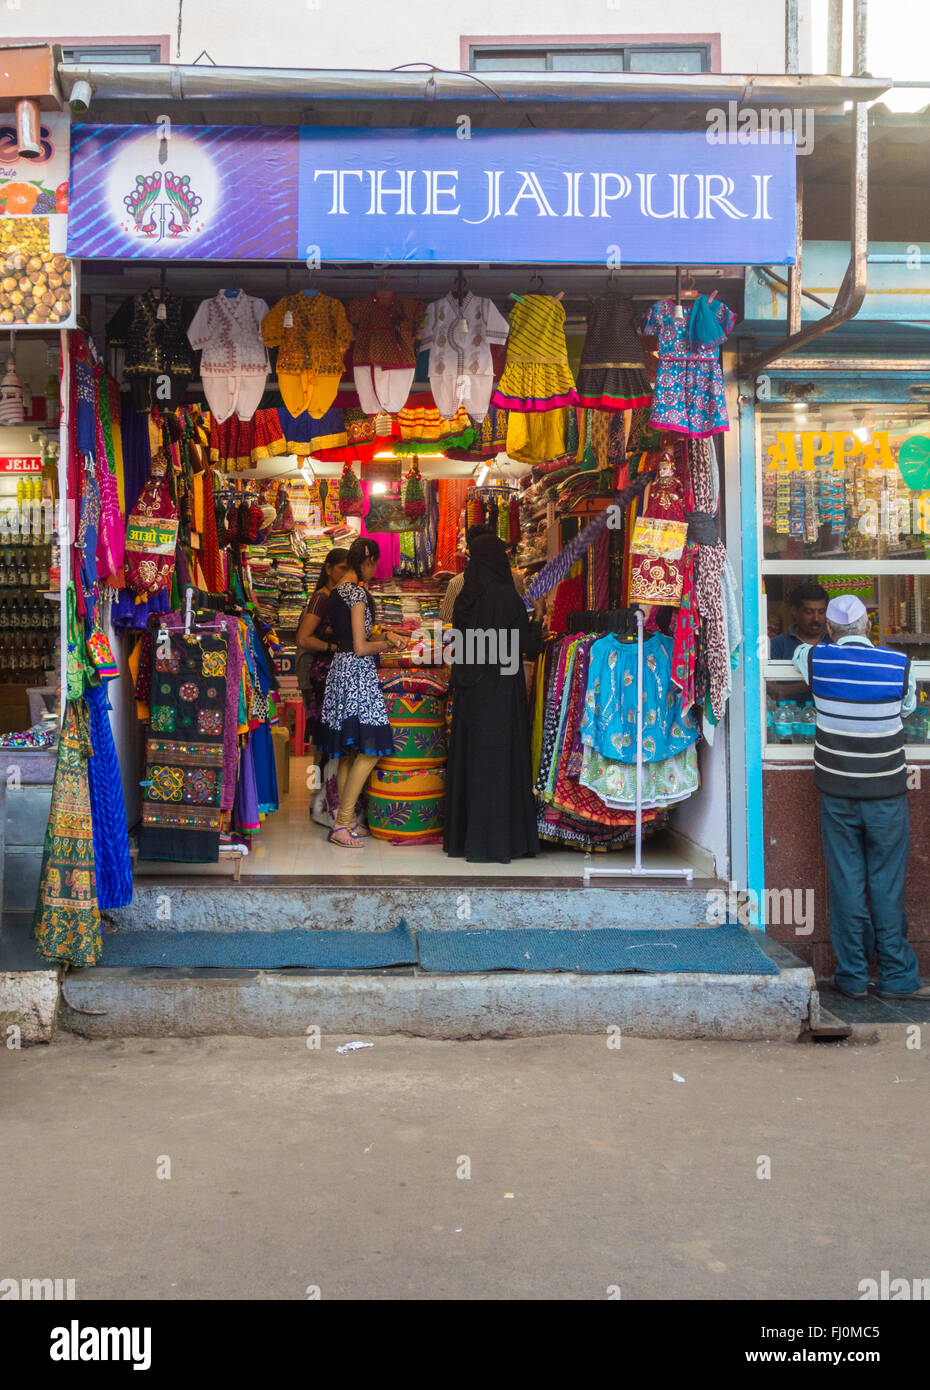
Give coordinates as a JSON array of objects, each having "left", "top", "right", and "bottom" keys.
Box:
[
  {"left": 827, "top": 0, "right": 844, "bottom": 74},
  {"left": 853, "top": 0, "right": 868, "bottom": 74},
  {"left": 785, "top": 0, "right": 800, "bottom": 74},
  {"left": 740, "top": 0, "right": 870, "bottom": 379}
]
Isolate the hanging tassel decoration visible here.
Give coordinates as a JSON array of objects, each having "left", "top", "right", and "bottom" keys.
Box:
[
  {"left": 402, "top": 458, "right": 426, "bottom": 518},
  {"left": 338, "top": 461, "right": 366, "bottom": 517}
]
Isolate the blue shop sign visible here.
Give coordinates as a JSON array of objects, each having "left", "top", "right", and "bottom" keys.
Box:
[{"left": 69, "top": 124, "right": 796, "bottom": 264}]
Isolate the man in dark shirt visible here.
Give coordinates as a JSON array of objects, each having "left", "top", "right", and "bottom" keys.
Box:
[{"left": 770, "top": 581, "right": 829, "bottom": 658}]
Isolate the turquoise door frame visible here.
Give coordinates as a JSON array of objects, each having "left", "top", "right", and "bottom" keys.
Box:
[{"left": 736, "top": 384, "right": 765, "bottom": 924}]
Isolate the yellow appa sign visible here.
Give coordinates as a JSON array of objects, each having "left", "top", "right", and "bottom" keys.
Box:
[{"left": 765, "top": 430, "right": 897, "bottom": 471}]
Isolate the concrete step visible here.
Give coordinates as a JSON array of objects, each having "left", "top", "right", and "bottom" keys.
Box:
[
  {"left": 107, "top": 878, "right": 723, "bottom": 934},
  {"left": 58, "top": 929, "right": 814, "bottom": 1042}
]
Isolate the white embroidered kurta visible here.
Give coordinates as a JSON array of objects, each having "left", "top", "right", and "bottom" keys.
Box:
[
  {"left": 187, "top": 290, "right": 270, "bottom": 423},
  {"left": 418, "top": 293, "right": 509, "bottom": 422}
]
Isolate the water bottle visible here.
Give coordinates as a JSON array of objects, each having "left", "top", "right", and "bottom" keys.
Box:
[
  {"left": 766, "top": 696, "right": 775, "bottom": 740},
  {"left": 774, "top": 700, "right": 794, "bottom": 743},
  {"left": 800, "top": 701, "right": 817, "bottom": 741}
]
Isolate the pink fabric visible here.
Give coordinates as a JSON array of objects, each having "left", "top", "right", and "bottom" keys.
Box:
[
  {"left": 94, "top": 375, "right": 125, "bottom": 582},
  {"left": 492, "top": 391, "right": 577, "bottom": 412},
  {"left": 360, "top": 480, "right": 401, "bottom": 580}
]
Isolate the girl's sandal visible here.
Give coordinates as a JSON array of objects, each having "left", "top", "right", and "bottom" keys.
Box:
[
  {"left": 351, "top": 821, "right": 370, "bottom": 837},
  {"left": 328, "top": 826, "right": 363, "bottom": 850}
]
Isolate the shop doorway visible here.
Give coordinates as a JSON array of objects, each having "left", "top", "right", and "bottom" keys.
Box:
[{"left": 72, "top": 258, "right": 741, "bottom": 886}]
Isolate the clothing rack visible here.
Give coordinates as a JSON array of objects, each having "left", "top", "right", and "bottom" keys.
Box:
[
  {"left": 467, "top": 481, "right": 521, "bottom": 495},
  {"left": 582, "top": 606, "right": 694, "bottom": 885},
  {"left": 566, "top": 607, "right": 635, "bottom": 636},
  {"left": 182, "top": 584, "right": 238, "bottom": 633}
]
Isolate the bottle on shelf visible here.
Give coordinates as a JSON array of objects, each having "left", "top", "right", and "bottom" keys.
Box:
[{"left": 774, "top": 700, "right": 795, "bottom": 743}]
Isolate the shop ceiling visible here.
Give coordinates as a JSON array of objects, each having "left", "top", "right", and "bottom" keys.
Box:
[{"left": 77, "top": 262, "right": 745, "bottom": 312}]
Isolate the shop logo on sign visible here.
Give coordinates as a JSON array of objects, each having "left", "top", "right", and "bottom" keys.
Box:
[
  {"left": 105, "top": 131, "right": 219, "bottom": 248},
  {"left": 122, "top": 170, "right": 204, "bottom": 241}
]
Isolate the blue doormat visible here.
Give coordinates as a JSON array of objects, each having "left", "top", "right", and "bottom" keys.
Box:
[
  {"left": 100, "top": 922, "right": 416, "bottom": 969},
  {"left": 416, "top": 924, "right": 779, "bottom": 975}
]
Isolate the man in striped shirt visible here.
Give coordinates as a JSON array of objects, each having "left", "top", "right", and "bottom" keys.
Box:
[{"left": 793, "top": 594, "right": 928, "bottom": 1002}]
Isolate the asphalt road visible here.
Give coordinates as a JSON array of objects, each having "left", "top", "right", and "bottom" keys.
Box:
[{"left": 3, "top": 1030, "right": 928, "bottom": 1300}]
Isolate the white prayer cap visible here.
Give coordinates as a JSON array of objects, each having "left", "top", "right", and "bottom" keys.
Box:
[{"left": 826, "top": 594, "right": 867, "bottom": 624}]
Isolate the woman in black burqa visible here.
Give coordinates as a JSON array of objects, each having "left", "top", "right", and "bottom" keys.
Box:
[{"left": 443, "top": 533, "right": 545, "bottom": 863}]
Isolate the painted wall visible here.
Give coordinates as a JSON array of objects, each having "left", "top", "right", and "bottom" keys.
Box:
[
  {"left": 5, "top": 1, "right": 788, "bottom": 74},
  {"left": 672, "top": 724, "right": 730, "bottom": 880}
]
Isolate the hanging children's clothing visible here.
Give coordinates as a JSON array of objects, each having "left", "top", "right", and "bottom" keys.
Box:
[
  {"left": 348, "top": 290, "right": 424, "bottom": 414},
  {"left": 643, "top": 295, "right": 737, "bottom": 438},
  {"left": 578, "top": 630, "right": 700, "bottom": 808},
  {"left": 579, "top": 632, "right": 700, "bottom": 764},
  {"left": 419, "top": 292, "right": 510, "bottom": 422},
  {"left": 107, "top": 289, "right": 196, "bottom": 414},
  {"left": 576, "top": 294, "right": 652, "bottom": 410},
  {"left": 261, "top": 291, "right": 352, "bottom": 419},
  {"left": 187, "top": 290, "right": 270, "bottom": 424},
  {"left": 275, "top": 404, "right": 346, "bottom": 455},
  {"left": 492, "top": 294, "right": 578, "bottom": 412}
]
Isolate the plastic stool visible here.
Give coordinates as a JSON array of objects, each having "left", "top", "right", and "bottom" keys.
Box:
[{"left": 283, "top": 698, "right": 308, "bottom": 757}]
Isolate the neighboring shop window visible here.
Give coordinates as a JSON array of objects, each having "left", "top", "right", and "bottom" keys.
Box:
[
  {"left": 468, "top": 44, "right": 711, "bottom": 74},
  {"left": 59, "top": 44, "right": 163, "bottom": 64},
  {"left": 759, "top": 402, "right": 930, "bottom": 758}
]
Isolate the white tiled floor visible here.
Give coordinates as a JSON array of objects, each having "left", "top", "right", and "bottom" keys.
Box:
[{"left": 134, "top": 756, "right": 702, "bottom": 880}]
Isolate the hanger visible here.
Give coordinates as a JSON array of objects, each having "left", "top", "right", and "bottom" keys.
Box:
[
  {"left": 222, "top": 287, "right": 241, "bottom": 299},
  {"left": 673, "top": 269, "right": 718, "bottom": 321},
  {"left": 154, "top": 265, "right": 168, "bottom": 320}
]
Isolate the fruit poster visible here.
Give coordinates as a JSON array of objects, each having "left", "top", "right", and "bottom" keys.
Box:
[{"left": 0, "top": 112, "right": 76, "bottom": 328}]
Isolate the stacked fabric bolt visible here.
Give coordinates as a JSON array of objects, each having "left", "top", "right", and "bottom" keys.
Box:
[
  {"left": 304, "top": 532, "right": 335, "bottom": 576},
  {"left": 244, "top": 544, "right": 279, "bottom": 624},
  {"left": 372, "top": 578, "right": 446, "bottom": 631},
  {"left": 264, "top": 530, "right": 310, "bottom": 630}
]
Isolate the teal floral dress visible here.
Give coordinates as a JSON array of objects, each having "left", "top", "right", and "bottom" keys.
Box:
[{"left": 579, "top": 631, "right": 700, "bottom": 809}]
